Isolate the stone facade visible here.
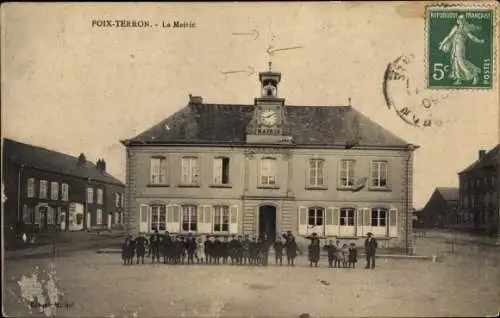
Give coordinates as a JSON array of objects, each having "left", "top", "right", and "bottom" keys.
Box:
[{"left": 121, "top": 67, "right": 417, "bottom": 250}]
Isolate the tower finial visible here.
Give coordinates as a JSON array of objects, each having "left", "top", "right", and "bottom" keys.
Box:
[
  {"left": 348, "top": 97, "right": 352, "bottom": 106},
  {"left": 268, "top": 61, "right": 272, "bottom": 71}
]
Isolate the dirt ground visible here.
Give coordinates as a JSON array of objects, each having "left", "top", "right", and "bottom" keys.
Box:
[{"left": 3, "top": 235, "right": 499, "bottom": 317}]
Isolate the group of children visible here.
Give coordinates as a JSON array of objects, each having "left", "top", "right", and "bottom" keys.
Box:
[{"left": 121, "top": 231, "right": 357, "bottom": 268}]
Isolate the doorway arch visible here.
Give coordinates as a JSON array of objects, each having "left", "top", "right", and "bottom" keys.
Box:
[{"left": 258, "top": 205, "right": 277, "bottom": 242}]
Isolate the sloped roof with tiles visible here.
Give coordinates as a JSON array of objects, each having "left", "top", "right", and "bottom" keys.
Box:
[
  {"left": 123, "top": 102, "right": 413, "bottom": 149},
  {"left": 436, "top": 187, "right": 459, "bottom": 202},
  {"left": 2, "top": 138, "right": 124, "bottom": 186},
  {"left": 459, "top": 144, "right": 500, "bottom": 174}
]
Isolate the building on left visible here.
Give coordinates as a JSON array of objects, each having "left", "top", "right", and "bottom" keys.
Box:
[{"left": 2, "top": 138, "right": 125, "bottom": 238}]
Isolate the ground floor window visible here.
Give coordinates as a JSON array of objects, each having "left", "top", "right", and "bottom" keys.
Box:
[
  {"left": 182, "top": 205, "right": 197, "bottom": 232},
  {"left": 96, "top": 208, "right": 103, "bottom": 225},
  {"left": 371, "top": 208, "right": 387, "bottom": 227},
  {"left": 22, "top": 205, "right": 32, "bottom": 224},
  {"left": 151, "top": 205, "right": 167, "bottom": 231},
  {"left": 308, "top": 207, "right": 324, "bottom": 226},
  {"left": 213, "top": 205, "right": 229, "bottom": 232},
  {"left": 340, "top": 208, "right": 355, "bottom": 226}
]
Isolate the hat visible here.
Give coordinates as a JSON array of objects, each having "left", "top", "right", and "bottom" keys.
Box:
[{"left": 367, "top": 232, "right": 373, "bottom": 236}]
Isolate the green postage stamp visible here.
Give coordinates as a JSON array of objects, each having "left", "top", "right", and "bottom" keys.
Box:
[{"left": 427, "top": 7, "right": 494, "bottom": 89}]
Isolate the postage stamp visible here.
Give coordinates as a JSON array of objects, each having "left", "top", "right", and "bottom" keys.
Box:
[{"left": 426, "top": 7, "right": 494, "bottom": 89}]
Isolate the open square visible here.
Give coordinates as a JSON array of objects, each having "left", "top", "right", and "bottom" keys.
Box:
[{"left": 3, "top": 237, "right": 499, "bottom": 317}]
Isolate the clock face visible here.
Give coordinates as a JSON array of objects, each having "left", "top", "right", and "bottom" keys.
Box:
[{"left": 261, "top": 109, "right": 277, "bottom": 126}]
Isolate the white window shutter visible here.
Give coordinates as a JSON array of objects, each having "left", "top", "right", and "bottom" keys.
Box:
[
  {"left": 202, "top": 206, "right": 212, "bottom": 233},
  {"left": 166, "top": 205, "right": 180, "bottom": 233},
  {"left": 325, "top": 207, "right": 338, "bottom": 236},
  {"left": 332, "top": 207, "right": 340, "bottom": 226},
  {"left": 364, "top": 208, "right": 371, "bottom": 226},
  {"left": 356, "top": 208, "right": 364, "bottom": 236},
  {"left": 326, "top": 207, "right": 334, "bottom": 225},
  {"left": 389, "top": 208, "right": 398, "bottom": 237},
  {"left": 139, "top": 204, "right": 149, "bottom": 233},
  {"left": 230, "top": 205, "right": 238, "bottom": 234},
  {"left": 298, "top": 206, "right": 307, "bottom": 235},
  {"left": 213, "top": 158, "right": 223, "bottom": 184}
]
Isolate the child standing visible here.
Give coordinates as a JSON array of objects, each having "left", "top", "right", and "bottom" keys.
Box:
[
  {"left": 334, "top": 242, "right": 344, "bottom": 268},
  {"left": 326, "top": 240, "right": 336, "bottom": 268},
  {"left": 308, "top": 238, "right": 320, "bottom": 267},
  {"left": 222, "top": 236, "right": 229, "bottom": 264},
  {"left": 348, "top": 243, "right": 358, "bottom": 268},
  {"left": 204, "top": 236, "right": 212, "bottom": 264},
  {"left": 196, "top": 236, "right": 205, "bottom": 264},
  {"left": 273, "top": 237, "right": 285, "bottom": 266},
  {"left": 186, "top": 236, "right": 197, "bottom": 265},
  {"left": 341, "top": 244, "right": 349, "bottom": 268},
  {"left": 285, "top": 236, "right": 301, "bottom": 267}
]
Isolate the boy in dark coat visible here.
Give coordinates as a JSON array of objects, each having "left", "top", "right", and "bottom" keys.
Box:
[
  {"left": 204, "top": 236, "right": 213, "bottom": 264},
  {"left": 213, "top": 236, "right": 222, "bottom": 264},
  {"left": 241, "top": 235, "right": 251, "bottom": 265},
  {"left": 326, "top": 240, "right": 336, "bottom": 268},
  {"left": 134, "top": 234, "right": 148, "bottom": 265},
  {"left": 285, "top": 236, "right": 301, "bottom": 267},
  {"left": 179, "top": 236, "right": 187, "bottom": 264},
  {"left": 348, "top": 243, "right": 358, "bottom": 268},
  {"left": 221, "top": 236, "right": 229, "bottom": 264},
  {"left": 260, "top": 234, "right": 272, "bottom": 266},
  {"left": 249, "top": 237, "right": 259, "bottom": 265},
  {"left": 236, "top": 236, "right": 244, "bottom": 265},
  {"left": 273, "top": 237, "right": 285, "bottom": 266},
  {"left": 149, "top": 233, "right": 160, "bottom": 264},
  {"left": 121, "top": 237, "right": 132, "bottom": 265},
  {"left": 308, "top": 238, "right": 321, "bottom": 267},
  {"left": 229, "top": 235, "right": 239, "bottom": 265},
  {"left": 186, "top": 236, "right": 197, "bottom": 264}
]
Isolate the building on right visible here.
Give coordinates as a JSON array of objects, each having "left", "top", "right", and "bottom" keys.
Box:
[{"left": 457, "top": 145, "right": 499, "bottom": 235}]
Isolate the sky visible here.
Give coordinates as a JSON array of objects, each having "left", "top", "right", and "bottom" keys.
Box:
[{"left": 2, "top": 2, "right": 498, "bottom": 209}]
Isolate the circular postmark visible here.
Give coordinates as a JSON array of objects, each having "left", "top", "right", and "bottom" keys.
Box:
[{"left": 383, "top": 54, "right": 456, "bottom": 128}]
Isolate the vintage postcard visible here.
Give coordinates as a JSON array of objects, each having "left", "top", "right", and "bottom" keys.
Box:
[{"left": 1, "top": 2, "right": 499, "bottom": 317}]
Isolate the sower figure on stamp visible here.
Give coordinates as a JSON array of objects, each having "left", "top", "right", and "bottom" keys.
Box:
[
  {"left": 364, "top": 232, "right": 378, "bottom": 269},
  {"left": 134, "top": 234, "right": 148, "bottom": 265},
  {"left": 438, "top": 14, "right": 485, "bottom": 86}
]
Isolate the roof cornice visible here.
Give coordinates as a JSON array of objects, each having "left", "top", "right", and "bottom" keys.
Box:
[{"left": 123, "top": 141, "right": 419, "bottom": 151}]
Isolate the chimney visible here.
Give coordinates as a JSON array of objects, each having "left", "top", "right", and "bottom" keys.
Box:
[
  {"left": 189, "top": 94, "right": 203, "bottom": 104},
  {"left": 77, "top": 153, "right": 86, "bottom": 166},
  {"left": 479, "top": 150, "right": 486, "bottom": 160}
]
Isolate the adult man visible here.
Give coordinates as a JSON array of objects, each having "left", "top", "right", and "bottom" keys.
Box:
[{"left": 364, "top": 232, "right": 378, "bottom": 269}]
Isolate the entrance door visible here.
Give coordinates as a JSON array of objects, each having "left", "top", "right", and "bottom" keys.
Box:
[
  {"left": 39, "top": 206, "right": 48, "bottom": 231},
  {"left": 258, "top": 205, "right": 277, "bottom": 242}
]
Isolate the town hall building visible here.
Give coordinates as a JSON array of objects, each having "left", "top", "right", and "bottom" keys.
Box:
[{"left": 121, "top": 65, "right": 418, "bottom": 250}]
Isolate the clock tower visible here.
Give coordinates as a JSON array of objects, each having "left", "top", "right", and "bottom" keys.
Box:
[{"left": 246, "top": 62, "right": 293, "bottom": 144}]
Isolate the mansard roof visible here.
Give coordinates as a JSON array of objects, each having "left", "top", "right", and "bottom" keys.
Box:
[{"left": 123, "top": 102, "right": 414, "bottom": 149}]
